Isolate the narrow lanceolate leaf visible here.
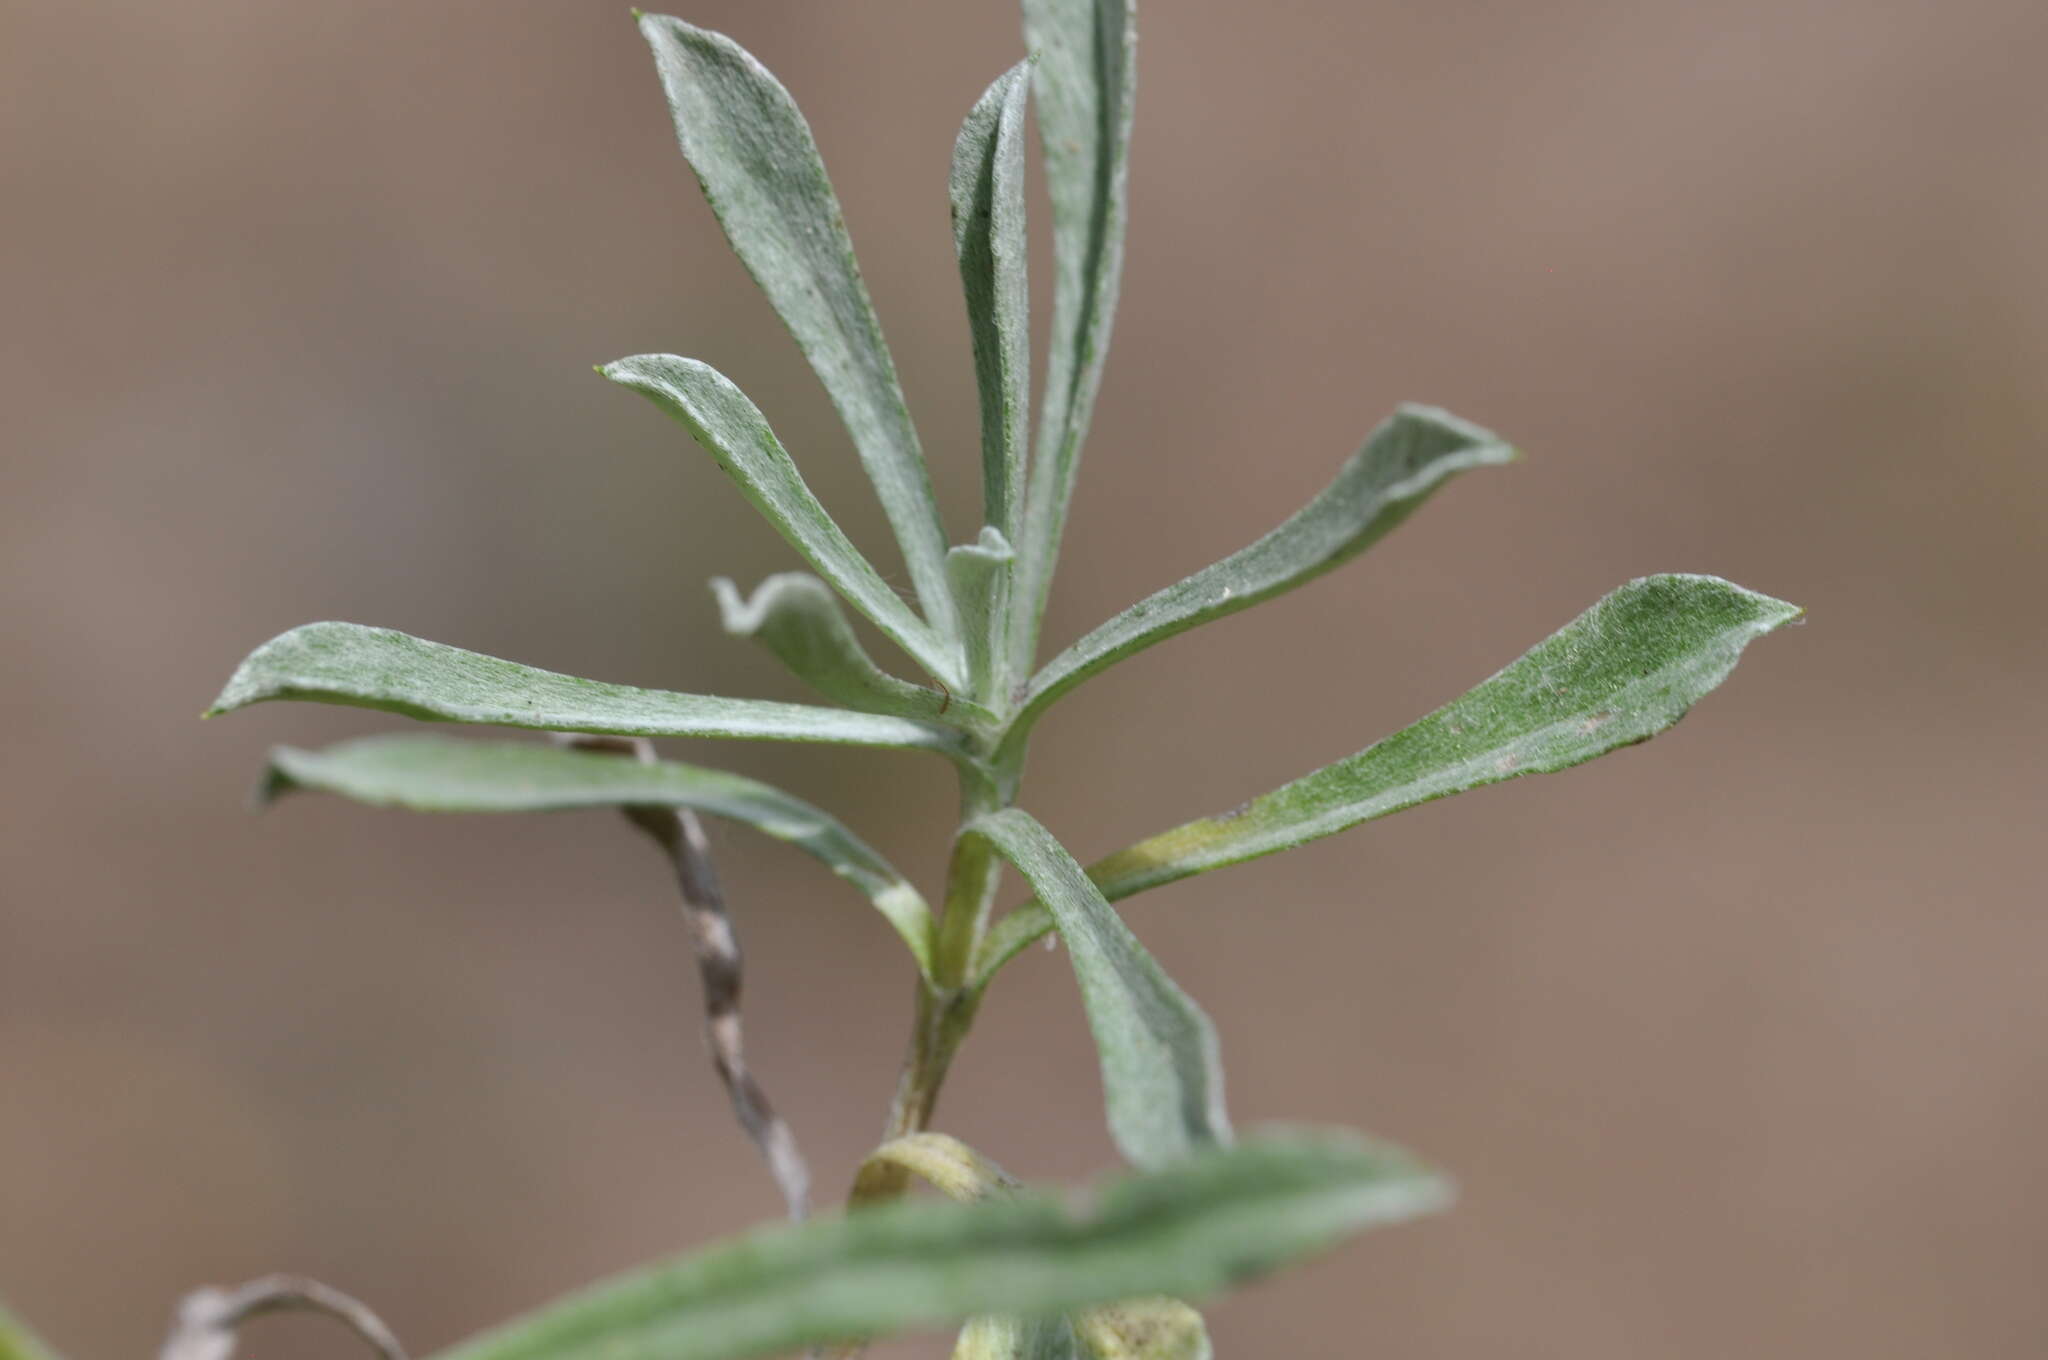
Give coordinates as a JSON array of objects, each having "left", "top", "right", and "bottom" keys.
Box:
[
  {"left": 259, "top": 734, "right": 935, "bottom": 974},
  {"left": 951, "top": 61, "right": 1033, "bottom": 548},
  {"left": 713, "top": 574, "right": 991, "bottom": 727},
  {"left": 209, "top": 622, "right": 964, "bottom": 759},
  {"left": 604, "top": 355, "right": 961, "bottom": 686},
  {"left": 0, "top": 1302, "right": 61, "bottom": 1360},
  {"left": 977, "top": 576, "right": 1801, "bottom": 980},
  {"left": 1008, "top": 405, "right": 1517, "bottom": 750},
  {"left": 1011, "top": 0, "right": 1138, "bottom": 674},
  {"left": 636, "top": 15, "right": 957, "bottom": 641},
  {"left": 966, "top": 808, "right": 1230, "bottom": 1170},
  {"left": 426, "top": 1130, "right": 1450, "bottom": 1360}
]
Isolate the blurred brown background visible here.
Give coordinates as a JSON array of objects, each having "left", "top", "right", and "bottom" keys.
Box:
[{"left": 5, "top": 0, "right": 2044, "bottom": 1355}]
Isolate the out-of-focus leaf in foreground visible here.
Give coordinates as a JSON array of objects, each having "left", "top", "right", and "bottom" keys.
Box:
[
  {"left": 848, "top": 1134, "right": 1211, "bottom": 1360},
  {"left": 427, "top": 1130, "right": 1448, "bottom": 1360},
  {"left": 952, "top": 1314, "right": 1083, "bottom": 1360},
  {"left": 954, "top": 1302, "right": 1211, "bottom": 1360},
  {"left": 0, "top": 1303, "right": 60, "bottom": 1360}
]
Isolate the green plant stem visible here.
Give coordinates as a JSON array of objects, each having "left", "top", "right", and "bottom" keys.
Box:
[
  {"left": 882, "top": 981, "right": 981, "bottom": 1140},
  {"left": 883, "top": 770, "right": 1009, "bottom": 1139},
  {"left": 933, "top": 830, "right": 1002, "bottom": 986}
]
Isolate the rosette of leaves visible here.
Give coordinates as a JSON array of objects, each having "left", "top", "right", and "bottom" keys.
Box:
[{"left": 172, "top": 2, "right": 1802, "bottom": 1356}]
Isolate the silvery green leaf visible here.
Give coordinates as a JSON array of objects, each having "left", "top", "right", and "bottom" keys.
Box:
[
  {"left": 636, "top": 15, "right": 957, "bottom": 639},
  {"left": 713, "top": 573, "right": 991, "bottom": 727},
  {"left": 965, "top": 808, "right": 1230, "bottom": 1170},
  {"left": 1010, "top": 0, "right": 1138, "bottom": 673},
  {"left": 1007, "top": 405, "right": 1516, "bottom": 750},
  {"left": 208, "top": 622, "right": 965, "bottom": 759},
  {"left": 259, "top": 734, "right": 935, "bottom": 974},
  {"left": 947, "top": 527, "right": 1017, "bottom": 706},
  {"left": 851, "top": 1133, "right": 1209, "bottom": 1359},
  {"left": 951, "top": 61, "right": 1033, "bottom": 551},
  {"left": 426, "top": 1130, "right": 1449, "bottom": 1360},
  {"left": 976, "top": 575, "right": 1801, "bottom": 980},
  {"left": 603, "top": 354, "right": 961, "bottom": 686},
  {"left": 846, "top": 1135, "right": 1198, "bottom": 1360}
]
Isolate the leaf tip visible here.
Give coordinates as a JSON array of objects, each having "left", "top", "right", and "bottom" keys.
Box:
[
  {"left": 600, "top": 353, "right": 715, "bottom": 402},
  {"left": 206, "top": 665, "right": 263, "bottom": 718},
  {"left": 1658, "top": 573, "right": 1803, "bottom": 634},
  {"left": 252, "top": 750, "right": 302, "bottom": 810},
  {"left": 636, "top": 9, "right": 728, "bottom": 61},
  {"left": 209, "top": 621, "right": 360, "bottom": 718},
  {"left": 1765, "top": 595, "right": 1805, "bottom": 627},
  {"left": 709, "top": 575, "right": 755, "bottom": 636},
  {"left": 598, "top": 353, "right": 670, "bottom": 384},
  {"left": 947, "top": 525, "right": 1015, "bottom": 570},
  {"left": 632, "top": 7, "right": 674, "bottom": 38}
]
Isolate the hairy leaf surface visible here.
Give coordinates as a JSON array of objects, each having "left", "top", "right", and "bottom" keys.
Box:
[
  {"left": 604, "top": 354, "right": 959, "bottom": 684},
  {"left": 980, "top": 575, "right": 1800, "bottom": 978},
  {"left": 952, "top": 62, "right": 1034, "bottom": 553},
  {"left": 637, "top": 15, "right": 956, "bottom": 638},
  {"left": 1011, "top": 0, "right": 1138, "bottom": 672},
  {"left": 947, "top": 527, "right": 1017, "bottom": 707},
  {"left": 713, "top": 574, "right": 988, "bottom": 726},
  {"left": 967, "top": 808, "right": 1231, "bottom": 1169},
  {"left": 210, "top": 623, "right": 963, "bottom": 757},
  {"left": 1010, "top": 404, "right": 1515, "bottom": 746}
]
